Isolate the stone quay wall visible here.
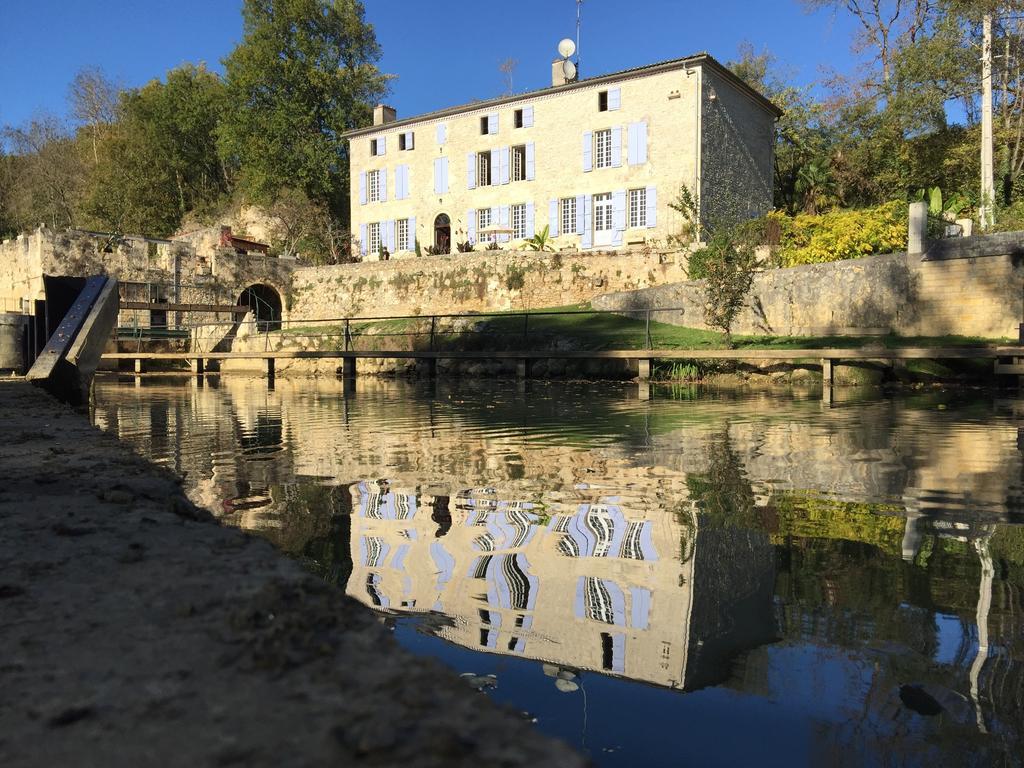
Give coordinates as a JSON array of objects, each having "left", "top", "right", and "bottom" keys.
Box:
[
  {"left": 593, "top": 232, "right": 1024, "bottom": 340},
  {"left": 288, "top": 247, "right": 689, "bottom": 321},
  {"left": 0, "top": 227, "right": 294, "bottom": 330}
]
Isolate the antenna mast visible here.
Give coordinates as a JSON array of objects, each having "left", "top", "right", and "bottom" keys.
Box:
[{"left": 576, "top": 0, "right": 583, "bottom": 69}]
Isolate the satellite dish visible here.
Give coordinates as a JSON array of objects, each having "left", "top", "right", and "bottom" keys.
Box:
[
  {"left": 562, "top": 59, "right": 577, "bottom": 81},
  {"left": 558, "top": 38, "right": 576, "bottom": 59}
]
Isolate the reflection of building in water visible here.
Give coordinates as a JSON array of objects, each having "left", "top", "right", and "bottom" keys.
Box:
[{"left": 346, "top": 481, "right": 776, "bottom": 689}]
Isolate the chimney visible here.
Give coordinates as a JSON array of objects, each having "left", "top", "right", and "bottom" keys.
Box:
[
  {"left": 551, "top": 59, "right": 570, "bottom": 87},
  {"left": 373, "top": 104, "right": 397, "bottom": 125}
]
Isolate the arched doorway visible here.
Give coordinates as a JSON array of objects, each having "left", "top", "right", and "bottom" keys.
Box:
[
  {"left": 433, "top": 213, "right": 451, "bottom": 254},
  {"left": 238, "top": 284, "right": 282, "bottom": 332}
]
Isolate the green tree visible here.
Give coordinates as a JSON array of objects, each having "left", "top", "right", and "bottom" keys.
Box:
[
  {"left": 218, "top": 0, "right": 388, "bottom": 221},
  {"left": 84, "top": 64, "right": 228, "bottom": 235},
  {"left": 2, "top": 116, "right": 87, "bottom": 231},
  {"left": 690, "top": 226, "right": 759, "bottom": 346}
]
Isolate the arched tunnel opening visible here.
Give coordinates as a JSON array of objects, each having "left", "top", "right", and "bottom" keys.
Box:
[{"left": 238, "top": 284, "right": 282, "bottom": 333}]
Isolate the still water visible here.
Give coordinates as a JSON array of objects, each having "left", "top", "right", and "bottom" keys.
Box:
[{"left": 92, "top": 376, "right": 1024, "bottom": 767}]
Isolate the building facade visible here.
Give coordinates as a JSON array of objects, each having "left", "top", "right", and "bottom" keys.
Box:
[{"left": 344, "top": 53, "right": 781, "bottom": 260}]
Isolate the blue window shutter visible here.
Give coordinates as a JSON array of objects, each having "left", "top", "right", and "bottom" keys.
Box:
[
  {"left": 646, "top": 186, "right": 657, "bottom": 228},
  {"left": 408, "top": 216, "right": 416, "bottom": 248},
  {"left": 524, "top": 105, "right": 534, "bottom": 127},
  {"left": 526, "top": 203, "right": 535, "bottom": 238},
  {"left": 436, "top": 124, "right": 446, "bottom": 145},
  {"left": 499, "top": 205, "right": 510, "bottom": 242},
  {"left": 405, "top": 131, "right": 414, "bottom": 149},
  {"left": 581, "top": 195, "right": 593, "bottom": 248},
  {"left": 383, "top": 220, "right": 393, "bottom": 251},
  {"left": 359, "top": 224, "right": 367, "bottom": 255},
  {"left": 442, "top": 157, "right": 449, "bottom": 192},
  {"left": 434, "top": 158, "right": 442, "bottom": 194},
  {"left": 612, "top": 190, "right": 626, "bottom": 246},
  {"left": 359, "top": 172, "right": 367, "bottom": 205},
  {"left": 467, "top": 210, "right": 476, "bottom": 244},
  {"left": 379, "top": 136, "right": 386, "bottom": 154},
  {"left": 637, "top": 121, "right": 648, "bottom": 164},
  {"left": 488, "top": 113, "right": 498, "bottom": 134},
  {"left": 582, "top": 132, "right": 592, "bottom": 172},
  {"left": 490, "top": 148, "right": 499, "bottom": 184},
  {"left": 500, "top": 146, "right": 510, "bottom": 185},
  {"left": 526, "top": 143, "right": 535, "bottom": 181},
  {"left": 403, "top": 165, "right": 411, "bottom": 199},
  {"left": 549, "top": 200, "right": 559, "bottom": 237},
  {"left": 575, "top": 194, "right": 585, "bottom": 234},
  {"left": 467, "top": 153, "right": 476, "bottom": 189},
  {"left": 611, "top": 126, "right": 622, "bottom": 168},
  {"left": 380, "top": 169, "right": 388, "bottom": 202},
  {"left": 608, "top": 88, "right": 621, "bottom": 110}
]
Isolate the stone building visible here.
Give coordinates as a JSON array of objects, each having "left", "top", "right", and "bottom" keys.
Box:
[{"left": 344, "top": 53, "right": 781, "bottom": 259}]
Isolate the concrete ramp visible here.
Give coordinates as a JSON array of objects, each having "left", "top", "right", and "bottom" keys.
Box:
[{"left": 27, "top": 275, "right": 119, "bottom": 406}]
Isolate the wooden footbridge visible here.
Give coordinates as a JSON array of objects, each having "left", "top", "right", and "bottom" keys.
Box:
[{"left": 99, "top": 306, "right": 1024, "bottom": 395}]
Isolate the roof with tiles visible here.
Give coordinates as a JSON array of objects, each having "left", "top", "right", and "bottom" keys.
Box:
[{"left": 342, "top": 52, "right": 783, "bottom": 139}]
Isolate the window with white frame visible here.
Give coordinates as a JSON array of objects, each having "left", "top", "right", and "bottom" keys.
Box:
[
  {"left": 511, "top": 203, "right": 527, "bottom": 240},
  {"left": 593, "top": 193, "right": 613, "bottom": 232},
  {"left": 628, "top": 188, "right": 647, "bottom": 228},
  {"left": 477, "top": 151, "right": 492, "bottom": 186},
  {"left": 511, "top": 145, "right": 527, "bottom": 182},
  {"left": 367, "top": 222, "right": 381, "bottom": 255},
  {"left": 367, "top": 169, "right": 381, "bottom": 202},
  {"left": 477, "top": 208, "right": 493, "bottom": 241},
  {"left": 560, "top": 197, "right": 576, "bottom": 235},
  {"left": 594, "top": 129, "right": 613, "bottom": 169},
  {"left": 397, "top": 218, "right": 410, "bottom": 251}
]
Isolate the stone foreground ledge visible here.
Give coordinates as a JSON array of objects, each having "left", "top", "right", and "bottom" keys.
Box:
[{"left": 0, "top": 381, "right": 586, "bottom": 768}]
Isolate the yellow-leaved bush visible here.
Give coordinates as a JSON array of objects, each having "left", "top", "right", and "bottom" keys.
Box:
[{"left": 766, "top": 201, "right": 908, "bottom": 268}]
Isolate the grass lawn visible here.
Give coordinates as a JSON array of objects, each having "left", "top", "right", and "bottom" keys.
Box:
[{"left": 272, "top": 304, "right": 1012, "bottom": 352}]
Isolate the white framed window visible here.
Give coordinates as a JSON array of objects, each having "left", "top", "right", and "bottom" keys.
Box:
[
  {"left": 477, "top": 152, "right": 492, "bottom": 186},
  {"left": 477, "top": 208, "right": 494, "bottom": 241},
  {"left": 628, "top": 188, "right": 647, "bottom": 228},
  {"left": 397, "top": 218, "right": 410, "bottom": 251},
  {"left": 511, "top": 203, "right": 527, "bottom": 240},
  {"left": 593, "top": 193, "right": 613, "bottom": 232},
  {"left": 594, "top": 129, "right": 613, "bottom": 169},
  {"left": 560, "top": 197, "right": 576, "bottom": 236},
  {"left": 367, "top": 222, "right": 381, "bottom": 255},
  {"left": 368, "top": 169, "right": 381, "bottom": 202},
  {"left": 512, "top": 145, "right": 527, "bottom": 182}
]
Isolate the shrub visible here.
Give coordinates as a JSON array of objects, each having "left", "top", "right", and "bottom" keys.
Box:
[
  {"left": 766, "top": 201, "right": 908, "bottom": 267},
  {"left": 456, "top": 240, "right": 474, "bottom": 253}
]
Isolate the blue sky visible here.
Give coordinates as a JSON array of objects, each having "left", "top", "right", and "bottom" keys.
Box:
[{"left": 0, "top": 0, "right": 865, "bottom": 129}]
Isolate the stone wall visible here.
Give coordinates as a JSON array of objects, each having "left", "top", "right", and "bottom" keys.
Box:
[
  {"left": 0, "top": 227, "right": 294, "bottom": 329},
  {"left": 289, "top": 247, "right": 689, "bottom": 320},
  {"left": 593, "top": 233, "right": 1024, "bottom": 339}
]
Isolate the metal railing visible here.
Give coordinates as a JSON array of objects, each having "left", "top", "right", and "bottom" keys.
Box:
[{"left": 185, "top": 307, "right": 687, "bottom": 355}]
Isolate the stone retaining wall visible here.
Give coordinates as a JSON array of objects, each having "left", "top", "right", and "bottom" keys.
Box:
[
  {"left": 288, "top": 247, "right": 689, "bottom": 320},
  {"left": 593, "top": 233, "right": 1024, "bottom": 339}
]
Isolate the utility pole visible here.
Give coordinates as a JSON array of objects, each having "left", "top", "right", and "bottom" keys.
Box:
[{"left": 982, "top": 12, "right": 996, "bottom": 230}]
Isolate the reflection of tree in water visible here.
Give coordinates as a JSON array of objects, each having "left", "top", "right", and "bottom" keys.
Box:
[
  {"left": 259, "top": 483, "right": 353, "bottom": 589},
  {"left": 682, "top": 427, "right": 778, "bottom": 689}
]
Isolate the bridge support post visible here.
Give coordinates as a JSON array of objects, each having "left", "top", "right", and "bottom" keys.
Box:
[
  {"left": 266, "top": 357, "right": 275, "bottom": 389},
  {"left": 516, "top": 358, "right": 530, "bottom": 379},
  {"left": 821, "top": 358, "right": 834, "bottom": 387},
  {"left": 637, "top": 359, "right": 651, "bottom": 381},
  {"left": 343, "top": 356, "right": 357, "bottom": 381},
  {"left": 134, "top": 358, "right": 143, "bottom": 374},
  {"left": 190, "top": 357, "right": 204, "bottom": 376}
]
